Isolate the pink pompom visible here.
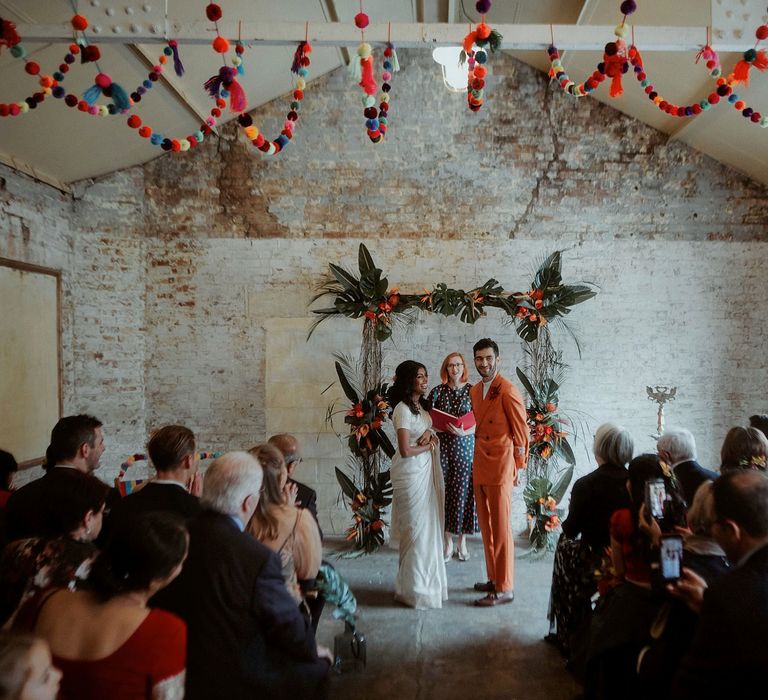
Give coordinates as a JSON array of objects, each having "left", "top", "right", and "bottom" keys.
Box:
[
  {"left": 88, "top": 105, "right": 99, "bottom": 115},
  {"left": 95, "top": 73, "right": 112, "bottom": 88},
  {"left": 354, "top": 12, "right": 369, "bottom": 29},
  {"left": 206, "top": 116, "right": 216, "bottom": 126},
  {"left": 382, "top": 71, "right": 392, "bottom": 81}
]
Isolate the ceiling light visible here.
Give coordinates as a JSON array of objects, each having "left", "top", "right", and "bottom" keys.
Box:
[{"left": 432, "top": 46, "right": 468, "bottom": 93}]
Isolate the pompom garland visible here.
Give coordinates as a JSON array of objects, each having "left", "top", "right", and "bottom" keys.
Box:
[
  {"left": 462, "top": 11, "right": 502, "bottom": 112},
  {"left": 117, "top": 450, "right": 221, "bottom": 495},
  {"left": 547, "top": 45, "right": 607, "bottom": 97},
  {"left": 361, "top": 42, "right": 398, "bottom": 143},
  {"left": 732, "top": 24, "right": 768, "bottom": 85},
  {"left": 203, "top": 4, "right": 247, "bottom": 113},
  {"left": 237, "top": 41, "right": 313, "bottom": 155}
]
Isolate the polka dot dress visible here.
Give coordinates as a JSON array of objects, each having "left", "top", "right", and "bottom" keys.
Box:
[{"left": 428, "top": 383, "right": 479, "bottom": 535}]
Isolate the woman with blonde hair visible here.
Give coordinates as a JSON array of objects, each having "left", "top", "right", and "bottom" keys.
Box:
[
  {"left": 428, "top": 352, "right": 477, "bottom": 562},
  {"left": 246, "top": 444, "right": 322, "bottom": 612}
]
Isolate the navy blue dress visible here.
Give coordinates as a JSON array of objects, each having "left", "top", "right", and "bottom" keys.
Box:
[{"left": 428, "top": 383, "right": 478, "bottom": 535}]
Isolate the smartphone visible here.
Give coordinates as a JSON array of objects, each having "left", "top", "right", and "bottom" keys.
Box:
[
  {"left": 645, "top": 478, "right": 666, "bottom": 521},
  {"left": 660, "top": 535, "right": 684, "bottom": 582}
]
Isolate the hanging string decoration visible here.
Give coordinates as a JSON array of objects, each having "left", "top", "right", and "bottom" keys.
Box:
[
  {"left": 462, "top": 1, "right": 503, "bottom": 112},
  {"left": 236, "top": 40, "right": 312, "bottom": 155},
  {"left": 629, "top": 44, "right": 722, "bottom": 117},
  {"left": 203, "top": 3, "right": 247, "bottom": 113},
  {"left": 732, "top": 23, "right": 768, "bottom": 85},
  {"left": 601, "top": 0, "right": 635, "bottom": 98},
  {"left": 547, "top": 45, "right": 607, "bottom": 97}
]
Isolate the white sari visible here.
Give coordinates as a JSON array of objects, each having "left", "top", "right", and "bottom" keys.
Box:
[{"left": 390, "top": 402, "right": 448, "bottom": 609}]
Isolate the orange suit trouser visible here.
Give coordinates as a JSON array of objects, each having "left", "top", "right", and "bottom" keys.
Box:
[{"left": 474, "top": 481, "right": 514, "bottom": 592}]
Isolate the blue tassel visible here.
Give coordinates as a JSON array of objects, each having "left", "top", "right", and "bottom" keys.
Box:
[
  {"left": 169, "top": 40, "right": 184, "bottom": 77},
  {"left": 110, "top": 82, "right": 131, "bottom": 110},
  {"left": 83, "top": 83, "right": 101, "bottom": 104}
]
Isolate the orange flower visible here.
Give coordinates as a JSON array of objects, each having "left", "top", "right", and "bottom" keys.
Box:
[
  {"left": 531, "top": 289, "right": 544, "bottom": 301},
  {"left": 346, "top": 527, "right": 358, "bottom": 541},
  {"left": 364, "top": 310, "right": 376, "bottom": 320},
  {"left": 534, "top": 299, "right": 543, "bottom": 309},
  {"left": 357, "top": 424, "right": 370, "bottom": 438},
  {"left": 545, "top": 496, "right": 557, "bottom": 510},
  {"left": 371, "top": 417, "right": 382, "bottom": 429},
  {"left": 545, "top": 402, "right": 557, "bottom": 412},
  {"left": 545, "top": 426, "right": 553, "bottom": 435},
  {"left": 529, "top": 313, "right": 538, "bottom": 323},
  {"left": 388, "top": 294, "right": 400, "bottom": 307},
  {"left": 371, "top": 520, "right": 384, "bottom": 531},
  {"left": 535, "top": 413, "right": 544, "bottom": 422},
  {"left": 538, "top": 497, "right": 545, "bottom": 504},
  {"left": 378, "top": 301, "right": 392, "bottom": 312},
  {"left": 541, "top": 445, "right": 552, "bottom": 458}
]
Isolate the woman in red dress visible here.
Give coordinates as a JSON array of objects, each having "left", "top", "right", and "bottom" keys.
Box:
[{"left": 32, "top": 512, "right": 188, "bottom": 700}]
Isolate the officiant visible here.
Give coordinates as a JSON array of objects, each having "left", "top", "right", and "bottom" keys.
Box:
[{"left": 428, "top": 352, "right": 478, "bottom": 563}]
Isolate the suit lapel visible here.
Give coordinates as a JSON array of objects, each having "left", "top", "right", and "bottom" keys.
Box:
[{"left": 474, "top": 375, "right": 500, "bottom": 427}]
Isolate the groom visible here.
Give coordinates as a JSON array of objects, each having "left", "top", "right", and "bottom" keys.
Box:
[{"left": 469, "top": 338, "right": 529, "bottom": 606}]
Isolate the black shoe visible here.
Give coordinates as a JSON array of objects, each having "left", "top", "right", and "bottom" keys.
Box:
[{"left": 473, "top": 580, "right": 495, "bottom": 593}]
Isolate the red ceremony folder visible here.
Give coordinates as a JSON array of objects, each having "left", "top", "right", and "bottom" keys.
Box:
[{"left": 430, "top": 408, "right": 476, "bottom": 432}]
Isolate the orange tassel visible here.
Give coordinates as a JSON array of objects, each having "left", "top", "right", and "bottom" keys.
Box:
[
  {"left": 604, "top": 54, "right": 625, "bottom": 97},
  {"left": 463, "top": 31, "right": 477, "bottom": 54},
  {"left": 359, "top": 55, "right": 376, "bottom": 96},
  {"left": 732, "top": 49, "right": 768, "bottom": 85}
]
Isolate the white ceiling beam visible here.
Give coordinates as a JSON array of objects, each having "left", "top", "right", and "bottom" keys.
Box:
[
  {"left": 16, "top": 22, "right": 748, "bottom": 52},
  {"left": 0, "top": 151, "right": 72, "bottom": 194}
]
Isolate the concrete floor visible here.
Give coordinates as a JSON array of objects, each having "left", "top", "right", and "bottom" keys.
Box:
[{"left": 317, "top": 536, "right": 581, "bottom": 700}]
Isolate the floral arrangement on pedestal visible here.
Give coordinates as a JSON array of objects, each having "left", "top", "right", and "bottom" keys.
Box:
[{"left": 523, "top": 470, "right": 572, "bottom": 552}]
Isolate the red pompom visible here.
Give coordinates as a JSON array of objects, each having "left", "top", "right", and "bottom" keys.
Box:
[
  {"left": 71, "top": 14, "right": 88, "bottom": 31},
  {"left": 25, "top": 61, "right": 40, "bottom": 75},
  {"left": 65, "top": 94, "right": 78, "bottom": 107},
  {"left": 205, "top": 4, "right": 223, "bottom": 22},
  {"left": 756, "top": 25, "right": 768, "bottom": 41},
  {"left": 212, "top": 36, "right": 229, "bottom": 53},
  {"left": 354, "top": 12, "right": 369, "bottom": 29},
  {"left": 171, "top": 140, "right": 181, "bottom": 152},
  {"left": 127, "top": 115, "right": 141, "bottom": 128},
  {"left": 138, "top": 126, "right": 152, "bottom": 137}
]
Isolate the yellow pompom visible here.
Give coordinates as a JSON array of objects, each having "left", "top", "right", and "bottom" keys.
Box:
[
  {"left": 614, "top": 23, "right": 629, "bottom": 38},
  {"left": 296, "top": 78, "right": 306, "bottom": 90},
  {"left": 357, "top": 42, "right": 372, "bottom": 58},
  {"left": 180, "top": 139, "right": 190, "bottom": 151},
  {"left": 19, "top": 102, "right": 29, "bottom": 113},
  {"left": 98, "top": 105, "right": 109, "bottom": 117},
  {"left": 244, "top": 126, "right": 257, "bottom": 139},
  {"left": 378, "top": 93, "right": 389, "bottom": 103}
]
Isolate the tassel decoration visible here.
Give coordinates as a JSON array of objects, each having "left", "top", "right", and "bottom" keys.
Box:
[
  {"left": 387, "top": 42, "right": 400, "bottom": 73},
  {"left": 169, "top": 40, "right": 184, "bottom": 77},
  {"left": 732, "top": 48, "right": 768, "bottom": 85},
  {"left": 347, "top": 56, "right": 362, "bottom": 81},
  {"left": 359, "top": 55, "right": 377, "bottom": 96},
  {"left": 109, "top": 81, "right": 131, "bottom": 110},
  {"left": 204, "top": 66, "right": 246, "bottom": 112},
  {"left": 83, "top": 83, "right": 101, "bottom": 104},
  {"left": 227, "top": 77, "right": 247, "bottom": 112},
  {"left": 603, "top": 41, "right": 627, "bottom": 98},
  {"left": 292, "top": 41, "right": 309, "bottom": 74}
]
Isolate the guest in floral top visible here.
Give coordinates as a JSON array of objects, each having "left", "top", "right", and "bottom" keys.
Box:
[
  {"left": 428, "top": 352, "right": 477, "bottom": 562},
  {"left": 0, "top": 471, "right": 109, "bottom": 627}
]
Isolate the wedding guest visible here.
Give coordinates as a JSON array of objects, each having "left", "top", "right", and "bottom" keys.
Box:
[
  {"left": 428, "top": 352, "right": 477, "bottom": 562},
  {"left": 657, "top": 428, "right": 717, "bottom": 505},
  {"left": 5, "top": 415, "right": 116, "bottom": 544},
  {"left": 547, "top": 423, "right": 633, "bottom": 656},
  {"left": 470, "top": 339, "right": 529, "bottom": 607},
  {"left": 31, "top": 512, "right": 188, "bottom": 700},
  {"left": 0, "top": 450, "right": 18, "bottom": 509},
  {"left": 0, "top": 471, "right": 109, "bottom": 627},
  {"left": 104, "top": 425, "right": 201, "bottom": 542},
  {"left": 0, "top": 631, "right": 61, "bottom": 700},
  {"left": 389, "top": 360, "right": 447, "bottom": 609},
  {"left": 268, "top": 434, "right": 319, "bottom": 529},
  {"left": 152, "top": 452, "right": 331, "bottom": 699},
  {"left": 748, "top": 413, "right": 768, "bottom": 438},
  {"left": 719, "top": 426, "right": 768, "bottom": 473},
  {"left": 246, "top": 443, "right": 322, "bottom": 613}
]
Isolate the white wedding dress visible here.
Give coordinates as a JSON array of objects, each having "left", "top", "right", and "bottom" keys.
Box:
[{"left": 390, "top": 402, "right": 448, "bottom": 609}]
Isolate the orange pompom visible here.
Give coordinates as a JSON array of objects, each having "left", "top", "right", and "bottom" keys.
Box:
[
  {"left": 71, "top": 14, "right": 88, "bottom": 31},
  {"left": 476, "top": 23, "right": 491, "bottom": 40},
  {"left": 474, "top": 65, "right": 487, "bottom": 78},
  {"left": 212, "top": 36, "right": 230, "bottom": 54},
  {"left": 734, "top": 100, "right": 745, "bottom": 110}
]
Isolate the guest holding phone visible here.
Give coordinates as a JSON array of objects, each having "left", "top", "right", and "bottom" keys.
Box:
[{"left": 428, "top": 352, "right": 477, "bottom": 562}]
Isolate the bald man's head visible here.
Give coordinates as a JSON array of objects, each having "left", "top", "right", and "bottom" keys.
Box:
[{"left": 268, "top": 434, "right": 300, "bottom": 476}]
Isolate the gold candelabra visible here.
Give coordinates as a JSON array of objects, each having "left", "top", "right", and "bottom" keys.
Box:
[{"left": 646, "top": 385, "right": 677, "bottom": 438}]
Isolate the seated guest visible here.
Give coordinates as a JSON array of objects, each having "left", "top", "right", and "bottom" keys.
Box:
[
  {"left": 0, "top": 450, "right": 18, "bottom": 508},
  {"left": 548, "top": 423, "right": 633, "bottom": 656},
  {"left": 31, "top": 512, "right": 188, "bottom": 700},
  {"left": 4, "top": 415, "right": 115, "bottom": 544},
  {"left": 636, "top": 482, "right": 730, "bottom": 697},
  {"left": 582, "top": 454, "right": 684, "bottom": 699},
  {"left": 0, "top": 630, "right": 61, "bottom": 700},
  {"left": 0, "top": 472, "right": 109, "bottom": 626},
  {"left": 748, "top": 413, "right": 768, "bottom": 438},
  {"left": 246, "top": 444, "right": 322, "bottom": 611},
  {"left": 104, "top": 425, "right": 201, "bottom": 540},
  {"left": 657, "top": 428, "right": 717, "bottom": 506},
  {"left": 719, "top": 425, "right": 768, "bottom": 473},
  {"left": 268, "top": 434, "right": 319, "bottom": 528},
  {"left": 671, "top": 471, "right": 768, "bottom": 697},
  {"left": 152, "top": 452, "right": 332, "bottom": 700}
]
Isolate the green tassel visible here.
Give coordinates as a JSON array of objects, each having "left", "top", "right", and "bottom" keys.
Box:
[
  {"left": 347, "top": 56, "right": 362, "bottom": 81},
  {"left": 390, "top": 47, "right": 400, "bottom": 73}
]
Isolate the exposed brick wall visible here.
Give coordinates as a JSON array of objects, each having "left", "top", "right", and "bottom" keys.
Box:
[{"left": 2, "top": 51, "right": 768, "bottom": 531}]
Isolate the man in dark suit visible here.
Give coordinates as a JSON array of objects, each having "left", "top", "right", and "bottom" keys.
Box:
[
  {"left": 4, "top": 414, "right": 114, "bottom": 543},
  {"left": 268, "top": 434, "right": 318, "bottom": 525},
  {"left": 104, "top": 425, "right": 201, "bottom": 540},
  {"left": 153, "top": 451, "right": 331, "bottom": 700},
  {"left": 657, "top": 428, "right": 717, "bottom": 506},
  {"left": 670, "top": 470, "right": 768, "bottom": 698}
]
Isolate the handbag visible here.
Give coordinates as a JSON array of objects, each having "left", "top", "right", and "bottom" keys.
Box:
[{"left": 333, "top": 621, "right": 366, "bottom": 673}]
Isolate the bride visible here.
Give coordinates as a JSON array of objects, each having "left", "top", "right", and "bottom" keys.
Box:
[{"left": 389, "top": 360, "right": 448, "bottom": 609}]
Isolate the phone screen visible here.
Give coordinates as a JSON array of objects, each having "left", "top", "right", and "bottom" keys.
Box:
[
  {"left": 646, "top": 479, "right": 666, "bottom": 520},
  {"left": 660, "top": 535, "right": 683, "bottom": 581}
]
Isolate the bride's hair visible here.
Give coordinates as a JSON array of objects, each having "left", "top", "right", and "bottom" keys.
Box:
[{"left": 389, "top": 360, "right": 430, "bottom": 416}]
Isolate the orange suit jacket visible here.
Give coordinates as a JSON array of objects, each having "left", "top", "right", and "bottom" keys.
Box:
[{"left": 470, "top": 374, "right": 530, "bottom": 485}]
